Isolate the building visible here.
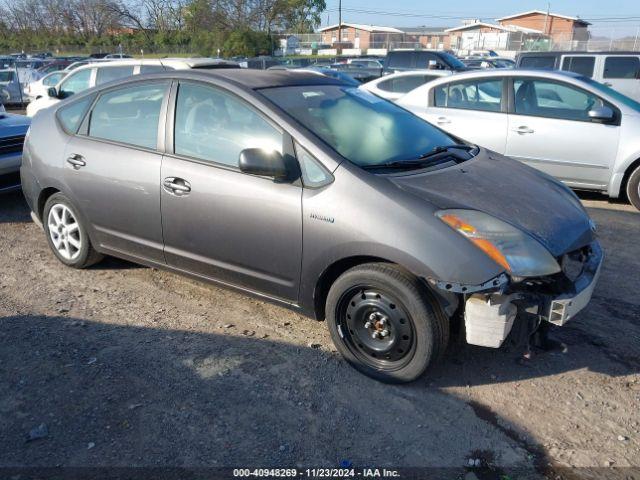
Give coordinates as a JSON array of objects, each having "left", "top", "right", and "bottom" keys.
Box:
[
  {"left": 446, "top": 21, "right": 543, "bottom": 51},
  {"left": 496, "top": 10, "right": 590, "bottom": 42},
  {"left": 317, "top": 23, "right": 404, "bottom": 50},
  {"left": 397, "top": 27, "right": 451, "bottom": 50}
]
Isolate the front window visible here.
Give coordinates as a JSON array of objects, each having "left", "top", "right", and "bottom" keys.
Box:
[
  {"left": 59, "top": 69, "right": 92, "bottom": 97},
  {"left": 261, "top": 85, "right": 459, "bottom": 167},
  {"left": 43, "top": 72, "right": 66, "bottom": 86},
  {"left": 174, "top": 82, "right": 282, "bottom": 167},
  {"left": 513, "top": 78, "right": 605, "bottom": 121}
]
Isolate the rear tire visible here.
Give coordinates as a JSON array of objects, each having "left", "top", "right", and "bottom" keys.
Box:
[
  {"left": 325, "top": 263, "right": 449, "bottom": 383},
  {"left": 43, "top": 193, "right": 103, "bottom": 269},
  {"left": 626, "top": 165, "right": 640, "bottom": 211}
]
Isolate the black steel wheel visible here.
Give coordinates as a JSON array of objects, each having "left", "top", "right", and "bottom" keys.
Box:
[
  {"left": 326, "top": 262, "right": 449, "bottom": 383},
  {"left": 338, "top": 287, "right": 416, "bottom": 370}
]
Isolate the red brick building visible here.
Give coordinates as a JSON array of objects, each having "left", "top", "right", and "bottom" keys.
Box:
[
  {"left": 318, "top": 23, "right": 404, "bottom": 49},
  {"left": 496, "top": 10, "right": 590, "bottom": 42}
]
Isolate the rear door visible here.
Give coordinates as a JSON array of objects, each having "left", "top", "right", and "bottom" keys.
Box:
[
  {"left": 418, "top": 77, "right": 508, "bottom": 153},
  {"left": 601, "top": 55, "right": 640, "bottom": 101},
  {"left": 160, "top": 81, "right": 303, "bottom": 301},
  {"left": 505, "top": 76, "right": 620, "bottom": 189},
  {"left": 63, "top": 80, "right": 169, "bottom": 262}
]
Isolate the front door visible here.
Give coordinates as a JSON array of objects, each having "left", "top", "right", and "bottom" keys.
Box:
[
  {"left": 160, "top": 81, "right": 302, "bottom": 301},
  {"left": 505, "top": 77, "right": 620, "bottom": 190},
  {"left": 63, "top": 81, "right": 169, "bottom": 262}
]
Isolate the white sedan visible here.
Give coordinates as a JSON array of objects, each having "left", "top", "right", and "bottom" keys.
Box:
[
  {"left": 360, "top": 70, "right": 452, "bottom": 101},
  {"left": 24, "top": 70, "right": 68, "bottom": 102},
  {"left": 397, "top": 69, "right": 640, "bottom": 210}
]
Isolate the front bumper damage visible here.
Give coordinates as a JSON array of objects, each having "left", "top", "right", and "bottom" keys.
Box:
[{"left": 432, "top": 241, "right": 604, "bottom": 348}]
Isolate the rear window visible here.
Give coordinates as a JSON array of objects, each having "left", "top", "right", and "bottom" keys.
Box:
[
  {"left": 561, "top": 56, "right": 595, "bottom": 77},
  {"left": 0, "top": 71, "right": 15, "bottom": 82},
  {"left": 519, "top": 56, "right": 556, "bottom": 70},
  {"left": 434, "top": 79, "right": 503, "bottom": 112},
  {"left": 387, "top": 52, "right": 414, "bottom": 69},
  {"left": 377, "top": 75, "right": 434, "bottom": 93},
  {"left": 603, "top": 56, "right": 640, "bottom": 79}
]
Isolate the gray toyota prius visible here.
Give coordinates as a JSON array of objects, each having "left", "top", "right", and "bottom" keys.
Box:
[{"left": 21, "top": 69, "right": 603, "bottom": 383}]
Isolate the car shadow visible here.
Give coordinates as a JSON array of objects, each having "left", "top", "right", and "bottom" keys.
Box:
[
  {"left": 0, "top": 190, "right": 31, "bottom": 223},
  {"left": 1, "top": 313, "right": 550, "bottom": 478}
]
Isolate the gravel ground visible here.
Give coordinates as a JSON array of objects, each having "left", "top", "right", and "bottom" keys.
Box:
[{"left": 0, "top": 190, "right": 639, "bottom": 479}]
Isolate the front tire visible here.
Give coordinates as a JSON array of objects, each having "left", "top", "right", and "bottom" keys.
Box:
[
  {"left": 325, "top": 263, "right": 449, "bottom": 383},
  {"left": 43, "top": 193, "right": 103, "bottom": 268},
  {"left": 626, "top": 165, "right": 640, "bottom": 211}
]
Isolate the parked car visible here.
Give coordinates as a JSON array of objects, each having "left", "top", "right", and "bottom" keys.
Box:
[
  {"left": 22, "top": 69, "right": 602, "bottom": 383},
  {"left": 463, "top": 57, "right": 515, "bottom": 69},
  {"left": 37, "top": 60, "right": 73, "bottom": 75},
  {"left": 398, "top": 69, "right": 640, "bottom": 210},
  {"left": 515, "top": 51, "right": 640, "bottom": 102},
  {"left": 25, "top": 70, "right": 68, "bottom": 102},
  {"left": 0, "top": 109, "right": 30, "bottom": 192},
  {"left": 383, "top": 50, "right": 468, "bottom": 74},
  {"left": 361, "top": 70, "right": 452, "bottom": 101},
  {"left": 0, "top": 70, "right": 24, "bottom": 105},
  {"left": 26, "top": 58, "right": 239, "bottom": 116},
  {"left": 347, "top": 58, "right": 384, "bottom": 77}
]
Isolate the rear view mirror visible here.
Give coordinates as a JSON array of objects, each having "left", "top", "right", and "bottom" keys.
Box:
[
  {"left": 588, "top": 106, "right": 614, "bottom": 122},
  {"left": 239, "top": 148, "right": 288, "bottom": 179},
  {"left": 47, "top": 87, "right": 58, "bottom": 98}
]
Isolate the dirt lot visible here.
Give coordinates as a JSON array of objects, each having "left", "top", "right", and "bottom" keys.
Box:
[{"left": 0, "top": 190, "right": 639, "bottom": 479}]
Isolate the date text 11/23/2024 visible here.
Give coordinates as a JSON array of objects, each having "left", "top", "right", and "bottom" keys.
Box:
[{"left": 233, "top": 468, "right": 401, "bottom": 478}]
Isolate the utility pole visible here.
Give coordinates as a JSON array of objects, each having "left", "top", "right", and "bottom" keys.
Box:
[
  {"left": 337, "top": 0, "right": 342, "bottom": 51},
  {"left": 543, "top": 2, "right": 550, "bottom": 35},
  {"left": 633, "top": 26, "right": 639, "bottom": 51}
]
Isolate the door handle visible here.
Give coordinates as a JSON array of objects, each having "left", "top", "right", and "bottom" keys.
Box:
[
  {"left": 66, "top": 154, "right": 86, "bottom": 169},
  {"left": 437, "top": 117, "right": 451, "bottom": 124},
  {"left": 163, "top": 177, "right": 191, "bottom": 195},
  {"left": 512, "top": 126, "right": 534, "bottom": 134}
]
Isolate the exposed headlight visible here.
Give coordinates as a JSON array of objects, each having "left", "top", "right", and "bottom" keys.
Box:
[{"left": 436, "top": 209, "right": 561, "bottom": 278}]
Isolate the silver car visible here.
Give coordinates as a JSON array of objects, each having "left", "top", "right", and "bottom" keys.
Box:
[
  {"left": 21, "top": 70, "right": 602, "bottom": 383},
  {"left": 398, "top": 69, "right": 640, "bottom": 211}
]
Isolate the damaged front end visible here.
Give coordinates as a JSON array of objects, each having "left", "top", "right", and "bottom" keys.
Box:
[{"left": 430, "top": 241, "right": 603, "bottom": 349}]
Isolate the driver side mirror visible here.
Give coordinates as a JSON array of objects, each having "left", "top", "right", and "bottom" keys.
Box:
[
  {"left": 239, "top": 148, "right": 288, "bottom": 179},
  {"left": 47, "top": 86, "right": 58, "bottom": 98},
  {"left": 588, "top": 106, "right": 614, "bottom": 122}
]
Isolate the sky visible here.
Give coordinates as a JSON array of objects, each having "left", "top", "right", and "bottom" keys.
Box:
[{"left": 320, "top": 0, "right": 640, "bottom": 37}]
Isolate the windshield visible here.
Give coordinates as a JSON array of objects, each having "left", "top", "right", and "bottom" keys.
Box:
[
  {"left": 261, "top": 85, "right": 459, "bottom": 167},
  {"left": 581, "top": 77, "right": 640, "bottom": 111},
  {"left": 439, "top": 52, "right": 467, "bottom": 70}
]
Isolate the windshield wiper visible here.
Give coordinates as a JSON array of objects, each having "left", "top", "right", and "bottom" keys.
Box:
[{"left": 362, "top": 145, "right": 474, "bottom": 171}]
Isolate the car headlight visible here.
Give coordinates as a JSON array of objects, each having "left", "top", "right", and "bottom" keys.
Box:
[{"left": 436, "top": 209, "right": 561, "bottom": 277}]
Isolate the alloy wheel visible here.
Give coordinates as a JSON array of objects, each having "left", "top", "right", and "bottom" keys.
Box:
[{"left": 47, "top": 204, "right": 82, "bottom": 261}]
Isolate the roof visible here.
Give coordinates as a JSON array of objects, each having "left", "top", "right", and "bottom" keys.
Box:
[
  {"left": 64, "top": 58, "right": 239, "bottom": 73},
  {"left": 445, "top": 22, "right": 542, "bottom": 33},
  {"left": 173, "top": 69, "right": 347, "bottom": 89},
  {"left": 396, "top": 26, "right": 449, "bottom": 35},
  {"left": 496, "top": 10, "right": 591, "bottom": 25},
  {"left": 317, "top": 23, "right": 403, "bottom": 33}
]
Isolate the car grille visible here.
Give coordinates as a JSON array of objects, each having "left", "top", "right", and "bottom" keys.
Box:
[{"left": 0, "top": 135, "right": 25, "bottom": 156}]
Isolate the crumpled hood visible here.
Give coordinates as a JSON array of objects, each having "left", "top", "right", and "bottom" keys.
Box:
[{"left": 390, "top": 149, "right": 594, "bottom": 257}]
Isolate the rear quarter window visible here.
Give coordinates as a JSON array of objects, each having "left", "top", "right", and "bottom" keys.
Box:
[
  {"left": 56, "top": 94, "right": 95, "bottom": 134},
  {"left": 387, "top": 52, "right": 414, "bottom": 69},
  {"left": 561, "top": 56, "right": 595, "bottom": 77},
  {"left": 604, "top": 56, "right": 640, "bottom": 79}
]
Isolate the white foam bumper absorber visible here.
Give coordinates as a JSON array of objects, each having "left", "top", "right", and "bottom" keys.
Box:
[{"left": 464, "top": 294, "right": 517, "bottom": 348}]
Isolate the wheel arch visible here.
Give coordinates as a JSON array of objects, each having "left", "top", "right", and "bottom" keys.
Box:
[
  {"left": 313, "top": 255, "right": 399, "bottom": 321},
  {"left": 621, "top": 157, "right": 640, "bottom": 200},
  {"left": 37, "top": 187, "right": 61, "bottom": 220}
]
